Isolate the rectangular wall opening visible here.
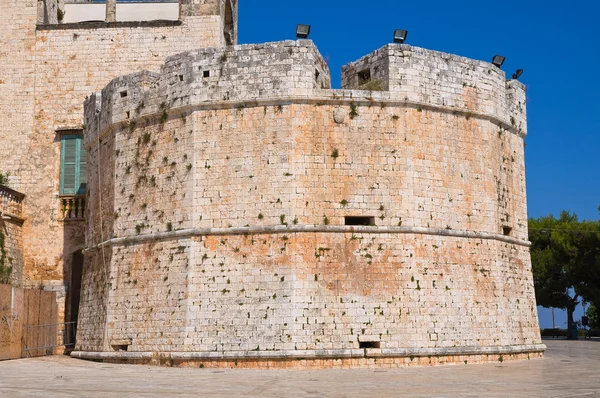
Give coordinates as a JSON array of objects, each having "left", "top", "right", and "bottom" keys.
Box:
[
  {"left": 359, "top": 341, "right": 380, "bottom": 349},
  {"left": 111, "top": 344, "right": 129, "bottom": 352},
  {"left": 358, "top": 69, "right": 371, "bottom": 85},
  {"left": 503, "top": 226, "right": 513, "bottom": 236},
  {"left": 345, "top": 216, "right": 375, "bottom": 226}
]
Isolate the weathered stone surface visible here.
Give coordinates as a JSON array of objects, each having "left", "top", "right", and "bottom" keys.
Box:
[
  {"left": 0, "top": 0, "right": 236, "bottom": 332},
  {"left": 333, "top": 107, "right": 346, "bottom": 124},
  {"left": 73, "top": 40, "right": 542, "bottom": 365}
]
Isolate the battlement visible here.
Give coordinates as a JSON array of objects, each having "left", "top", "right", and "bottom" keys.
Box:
[
  {"left": 86, "top": 41, "right": 526, "bottom": 144},
  {"left": 342, "top": 44, "right": 527, "bottom": 135},
  {"left": 84, "top": 40, "right": 331, "bottom": 143}
]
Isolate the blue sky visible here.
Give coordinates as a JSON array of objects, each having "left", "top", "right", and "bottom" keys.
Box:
[{"left": 239, "top": 0, "right": 599, "bottom": 328}]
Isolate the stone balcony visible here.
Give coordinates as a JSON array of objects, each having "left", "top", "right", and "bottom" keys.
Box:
[
  {"left": 0, "top": 185, "right": 25, "bottom": 225},
  {"left": 59, "top": 195, "right": 86, "bottom": 221}
]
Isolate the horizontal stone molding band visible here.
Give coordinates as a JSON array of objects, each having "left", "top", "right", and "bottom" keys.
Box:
[
  {"left": 36, "top": 20, "right": 184, "bottom": 31},
  {"left": 71, "top": 344, "right": 546, "bottom": 362},
  {"left": 82, "top": 225, "right": 531, "bottom": 254},
  {"left": 88, "top": 95, "right": 525, "bottom": 150}
]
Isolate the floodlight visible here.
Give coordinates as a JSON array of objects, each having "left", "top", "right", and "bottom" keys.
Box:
[
  {"left": 296, "top": 24, "right": 311, "bottom": 39},
  {"left": 393, "top": 29, "right": 408, "bottom": 44},
  {"left": 512, "top": 69, "right": 524, "bottom": 80},
  {"left": 492, "top": 55, "right": 505, "bottom": 68}
]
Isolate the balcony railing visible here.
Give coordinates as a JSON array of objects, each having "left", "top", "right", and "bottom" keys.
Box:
[
  {"left": 0, "top": 185, "right": 25, "bottom": 224},
  {"left": 59, "top": 195, "right": 86, "bottom": 221}
]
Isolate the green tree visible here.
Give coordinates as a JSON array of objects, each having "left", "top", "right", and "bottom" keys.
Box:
[
  {"left": 586, "top": 305, "right": 599, "bottom": 329},
  {"left": 529, "top": 211, "right": 600, "bottom": 336}
]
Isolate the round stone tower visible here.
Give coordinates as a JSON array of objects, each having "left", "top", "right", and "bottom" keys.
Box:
[{"left": 73, "top": 40, "right": 544, "bottom": 368}]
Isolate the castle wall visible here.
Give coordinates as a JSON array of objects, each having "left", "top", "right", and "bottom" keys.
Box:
[
  {"left": 342, "top": 45, "right": 527, "bottom": 135},
  {"left": 0, "top": 0, "right": 235, "bottom": 330},
  {"left": 76, "top": 41, "right": 542, "bottom": 364},
  {"left": 81, "top": 234, "right": 538, "bottom": 355}
]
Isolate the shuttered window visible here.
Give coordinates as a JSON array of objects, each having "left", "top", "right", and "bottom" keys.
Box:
[{"left": 60, "top": 135, "right": 87, "bottom": 195}]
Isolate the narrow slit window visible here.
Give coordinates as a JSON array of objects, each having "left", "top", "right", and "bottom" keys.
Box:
[
  {"left": 359, "top": 341, "right": 380, "bottom": 349},
  {"left": 345, "top": 216, "right": 375, "bottom": 226}
]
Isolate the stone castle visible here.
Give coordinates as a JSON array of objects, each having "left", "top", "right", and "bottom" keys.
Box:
[{"left": 1, "top": 0, "right": 544, "bottom": 367}]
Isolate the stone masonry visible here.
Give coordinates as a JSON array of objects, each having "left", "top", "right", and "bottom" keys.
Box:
[
  {"left": 0, "top": 0, "right": 237, "bottom": 332},
  {"left": 72, "top": 39, "right": 545, "bottom": 367}
]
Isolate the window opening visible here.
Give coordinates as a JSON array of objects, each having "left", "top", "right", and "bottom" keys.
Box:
[
  {"left": 502, "top": 226, "right": 513, "bottom": 236},
  {"left": 359, "top": 341, "right": 380, "bottom": 348},
  {"left": 203, "top": 70, "right": 210, "bottom": 78},
  {"left": 345, "top": 216, "right": 375, "bottom": 226},
  {"left": 60, "top": 134, "right": 87, "bottom": 195},
  {"left": 358, "top": 69, "right": 371, "bottom": 85},
  {"left": 223, "top": 0, "right": 234, "bottom": 46}
]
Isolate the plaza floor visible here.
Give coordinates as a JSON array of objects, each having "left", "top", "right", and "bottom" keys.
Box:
[{"left": 0, "top": 339, "right": 598, "bottom": 397}]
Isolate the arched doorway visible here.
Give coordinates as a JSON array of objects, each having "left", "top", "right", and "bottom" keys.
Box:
[{"left": 223, "top": 0, "right": 235, "bottom": 46}]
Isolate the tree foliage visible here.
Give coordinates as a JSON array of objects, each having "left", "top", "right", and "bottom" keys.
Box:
[
  {"left": 529, "top": 210, "right": 600, "bottom": 332},
  {"left": 587, "top": 305, "right": 599, "bottom": 329}
]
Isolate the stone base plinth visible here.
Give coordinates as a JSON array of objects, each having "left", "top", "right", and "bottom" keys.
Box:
[{"left": 72, "top": 344, "right": 545, "bottom": 369}]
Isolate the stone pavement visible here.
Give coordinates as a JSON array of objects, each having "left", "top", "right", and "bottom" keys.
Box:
[{"left": 0, "top": 339, "right": 598, "bottom": 397}]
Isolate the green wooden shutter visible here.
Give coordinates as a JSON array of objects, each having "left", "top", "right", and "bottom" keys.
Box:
[
  {"left": 78, "top": 139, "right": 87, "bottom": 195},
  {"left": 60, "top": 136, "right": 79, "bottom": 195}
]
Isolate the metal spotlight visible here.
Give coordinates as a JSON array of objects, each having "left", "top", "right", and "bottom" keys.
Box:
[
  {"left": 393, "top": 29, "right": 409, "bottom": 44},
  {"left": 512, "top": 69, "right": 524, "bottom": 80},
  {"left": 296, "top": 24, "right": 311, "bottom": 39},
  {"left": 492, "top": 55, "right": 506, "bottom": 68}
]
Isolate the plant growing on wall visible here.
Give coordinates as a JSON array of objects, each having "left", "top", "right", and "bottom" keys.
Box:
[
  {"left": 0, "top": 172, "right": 8, "bottom": 186},
  {"left": 0, "top": 231, "right": 12, "bottom": 284}
]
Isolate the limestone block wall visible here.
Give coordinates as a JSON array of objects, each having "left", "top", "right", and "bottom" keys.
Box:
[
  {"left": 0, "top": 186, "right": 26, "bottom": 287},
  {"left": 75, "top": 41, "right": 543, "bottom": 364},
  {"left": 0, "top": 0, "right": 237, "bottom": 336},
  {"left": 342, "top": 44, "right": 527, "bottom": 135},
  {"left": 0, "top": 222, "right": 24, "bottom": 287},
  {"left": 0, "top": 0, "right": 37, "bottom": 189}
]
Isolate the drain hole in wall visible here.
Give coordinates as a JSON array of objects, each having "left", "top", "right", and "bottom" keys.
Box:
[
  {"left": 359, "top": 341, "right": 380, "bottom": 349},
  {"left": 120, "top": 90, "right": 127, "bottom": 98},
  {"left": 203, "top": 70, "right": 210, "bottom": 78}
]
